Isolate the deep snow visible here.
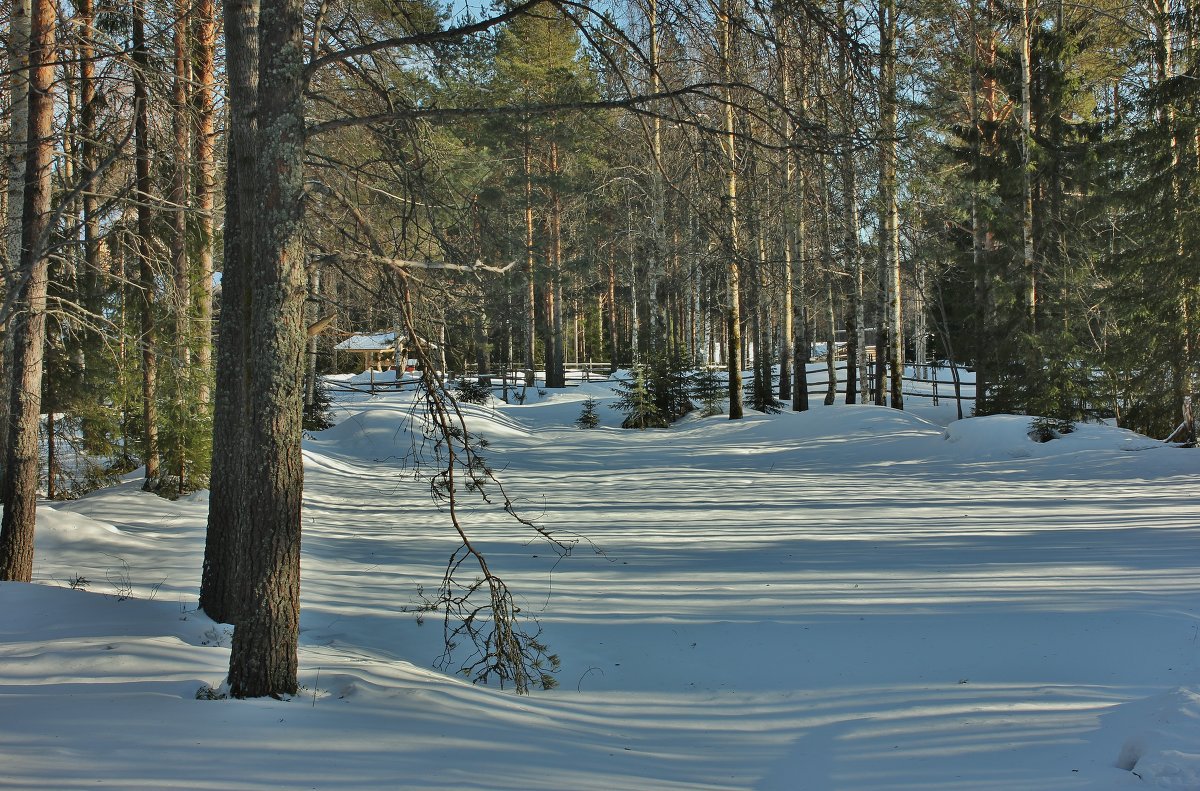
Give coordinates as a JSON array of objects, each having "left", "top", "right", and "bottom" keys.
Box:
[{"left": 2, "top": 371, "right": 1199, "bottom": 790}]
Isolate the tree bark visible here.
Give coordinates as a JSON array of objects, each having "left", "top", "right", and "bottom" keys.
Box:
[
  {"left": 171, "top": 0, "right": 192, "bottom": 493},
  {"left": 0, "top": 0, "right": 32, "bottom": 487},
  {"left": 720, "top": 0, "right": 743, "bottom": 419},
  {"left": 1019, "top": 0, "right": 1036, "bottom": 328},
  {"left": 777, "top": 28, "right": 794, "bottom": 404},
  {"left": 0, "top": 0, "right": 54, "bottom": 581},
  {"left": 837, "top": 0, "right": 867, "bottom": 405},
  {"left": 523, "top": 134, "right": 536, "bottom": 385},
  {"left": 879, "top": 0, "right": 903, "bottom": 409},
  {"left": 133, "top": 0, "right": 160, "bottom": 487},
  {"left": 226, "top": 0, "right": 307, "bottom": 699},
  {"left": 545, "top": 141, "right": 565, "bottom": 388},
  {"left": 201, "top": 0, "right": 259, "bottom": 624},
  {"left": 193, "top": 0, "right": 218, "bottom": 404}
]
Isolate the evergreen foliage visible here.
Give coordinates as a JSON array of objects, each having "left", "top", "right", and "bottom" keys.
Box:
[
  {"left": 690, "top": 366, "right": 726, "bottom": 417},
  {"left": 1028, "top": 415, "right": 1076, "bottom": 443},
  {"left": 453, "top": 379, "right": 493, "bottom": 405},
  {"left": 611, "top": 351, "right": 695, "bottom": 429},
  {"left": 303, "top": 379, "right": 335, "bottom": 432},
  {"left": 611, "top": 365, "right": 666, "bottom": 429},
  {"left": 575, "top": 397, "right": 600, "bottom": 429}
]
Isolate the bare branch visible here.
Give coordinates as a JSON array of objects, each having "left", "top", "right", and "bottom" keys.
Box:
[{"left": 312, "top": 251, "right": 517, "bottom": 275}]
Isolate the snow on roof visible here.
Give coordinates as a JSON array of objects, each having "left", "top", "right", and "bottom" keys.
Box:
[{"left": 334, "top": 331, "right": 402, "bottom": 352}]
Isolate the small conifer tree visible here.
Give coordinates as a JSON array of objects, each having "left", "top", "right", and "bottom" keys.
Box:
[
  {"left": 647, "top": 349, "right": 695, "bottom": 422},
  {"left": 690, "top": 366, "right": 725, "bottom": 417},
  {"left": 576, "top": 397, "right": 600, "bottom": 429},
  {"left": 611, "top": 365, "right": 667, "bottom": 429},
  {"left": 303, "top": 378, "right": 335, "bottom": 432}
]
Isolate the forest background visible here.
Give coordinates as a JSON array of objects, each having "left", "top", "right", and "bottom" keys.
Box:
[{"left": 0, "top": 0, "right": 1196, "bottom": 697}]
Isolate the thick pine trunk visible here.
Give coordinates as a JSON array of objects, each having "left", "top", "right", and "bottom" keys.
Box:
[
  {"left": 201, "top": 0, "right": 259, "bottom": 624},
  {"left": 226, "top": 0, "right": 307, "bottom": 699},
  {"left": 3, "top": 0, "right": 30, "bottom": 281},
  {"left": 0, "top": 0, "right": 54, "bottom": 581},
  {"left": 0, "top": 0, "right": 32, "bottom": 487}
]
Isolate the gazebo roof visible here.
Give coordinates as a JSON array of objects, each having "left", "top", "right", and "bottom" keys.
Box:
[{"left": 334, "top": 331, "right": 402, "bottom": 352}]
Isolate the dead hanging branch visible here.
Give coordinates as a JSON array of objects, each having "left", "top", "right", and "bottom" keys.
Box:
[
  {"left": 387, "top": 274, "right": 573, "bottom": 693},
  {"left": 311, "top": 251, "right": 516, "bottom": 276}
]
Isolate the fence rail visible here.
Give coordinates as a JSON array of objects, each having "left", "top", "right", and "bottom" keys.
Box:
[{"left": 326, "top": 361, "right": 976, "bottom": 406}]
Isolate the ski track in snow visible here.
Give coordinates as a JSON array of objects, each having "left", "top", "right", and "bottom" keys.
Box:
[{"left": 1, "top": 376, "right": 1199, "bottom": 790}]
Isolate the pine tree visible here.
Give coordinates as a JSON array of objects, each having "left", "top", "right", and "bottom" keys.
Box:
[
  {"left": 575, "top": 397, "right": 600, "bottom": 428},
  {"left": 611, "top": 365, "right": 667, "bottom": 429}
]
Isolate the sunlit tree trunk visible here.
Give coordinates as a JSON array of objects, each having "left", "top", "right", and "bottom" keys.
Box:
[
  {"left": 0, "top": 0, "right": 32, "bottom": 485},
  {"left": 133, "top": 0, "right": 160, "bottom": 487},
  {"left": 171, "top": 0, "right": 192, "bottom": 491},
  {"left": 719, "top": 0, "right": 744, "bottom": 419},
  {"left": 0, "top": 0, "right": 54, "bottom": 581},
  {"left": 545, "top": 140, "right": 565, "bottom": 388},
  {"left": 1019, "top": 0, "right": 1036, "bottom": 328},
  {"left": 879, "top": 0, "right": 903, "bottom": 409},
  {"left": 523, "top": 134, "right": 536, "bottom": 385},
  {"left": 193, "top": 0, "right": 218, "bottom": 404}
]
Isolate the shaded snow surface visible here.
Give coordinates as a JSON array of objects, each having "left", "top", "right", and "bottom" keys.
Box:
[{"left": 3, "top": 379, "right": 1200, "bottom": 789}]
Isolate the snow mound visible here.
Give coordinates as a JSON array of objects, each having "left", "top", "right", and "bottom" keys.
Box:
[
  {"left": 307, "top": 405, "right": 421, "bottom": 461},
  {"left": 945, "top": 414, "right": 1162, "bottom": 459},
  {"left": 1113, "top": 687, "right": 1200, "bottom": 788},
  {"left": 35, "top": 504, "right": 129, "bottom": 547}
]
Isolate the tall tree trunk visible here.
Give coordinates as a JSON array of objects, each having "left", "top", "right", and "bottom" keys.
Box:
[
  {"left": 3, "top": 0, "right": 30, "bottom": 282},
  {"left": 0, "top": 0, "right": 32, "bottom": 487},
  {"left": 78, "top": 0, "right": 100, "bottom": 383},
  {"left": 793, "top": 166, "right": 811, "bottom": 412},
  {"left": 193, "top": 0, "right": 217, "bottom": 404},
  {"left": 720, "top": 0, "right": 744, "bottom": 419},
  {"left": 171, "top": 0, "right": 192, "bottom": 493},
  {"left": 546, "top": 141, "right": 565, "bottom": 388},
  {"left": 1019, "top": 0, "right": 1036, "bottom": 329},
  {"left": 777, "top": 28, "right": 794, "bottom": 404},
  {"left": 970, "top": 1, "right": 993, "bottom": 413},
  {"left": 838, "top": 0, "right": 867, "bottom": 404},
  {"left": 647, "top": 0, "right": 668, "bottom": 348},
  {"left": 607, "top": 252, "right": 619, "bottom": 372},
  {"left": 824, "top": 279, "right": 837, "bottom": 406},
  {"left": 201, "top": 0, "right": 259, "bottom": 624},
  {"left": 133, "top": 0, "right": 160, "bottom": 487},
  {"left": 475, "top": 310, "right": 492, "bottom": 386},
  {"left": 226, "top": 0, "right": 306, "bottom": 699},
  {"left": 821, "top": 165, "right": 838, "bottom": 406},
  {"left": 304, "top": 265, "right": 321, "bottom": 409},
  {"left": 880, "top": 0, "right": 904, "bottom": 409},
  {"left": 846, "top": 307, "right": 859, "bottom": 404},
  {"left": 523, "top": 135, "right": 536, "bottom": 385},
  {"left": 0, "top": 0, "right": 54, "bottom": 581}
]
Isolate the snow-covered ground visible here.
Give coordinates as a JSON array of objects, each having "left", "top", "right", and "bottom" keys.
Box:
[{"left": 2, "top": 373, "right": 1199, "bottom": 790}]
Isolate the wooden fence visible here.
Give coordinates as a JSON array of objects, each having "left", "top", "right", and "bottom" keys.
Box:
[{"left": 325, "top": 361, "right": 975, "bottom": 409}]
